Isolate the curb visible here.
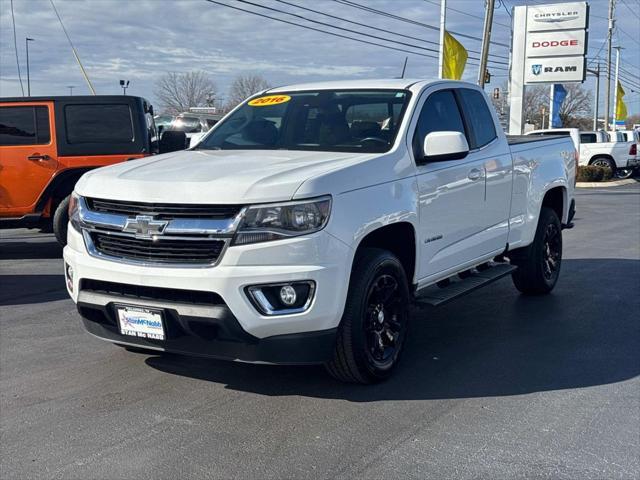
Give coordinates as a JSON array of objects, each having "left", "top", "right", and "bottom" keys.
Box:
[{"left": 576, "top": 179, "right": 638, "bottom": 188}]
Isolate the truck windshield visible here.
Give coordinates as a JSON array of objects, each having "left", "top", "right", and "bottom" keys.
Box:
[{"left": 196, "top": 90, "right": 410, "bottom": 153}]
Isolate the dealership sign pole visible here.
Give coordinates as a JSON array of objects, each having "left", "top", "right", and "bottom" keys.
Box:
[{"left": 509, "top": 2, "right": 589, "bottom": 134}]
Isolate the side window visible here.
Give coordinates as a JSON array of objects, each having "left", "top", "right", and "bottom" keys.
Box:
[
  {"left": 65, "top": 104, "right": 134, "bottom": 144},
  {"left": 457, "top": 89, "right": 497, "bottom": 149},
  {"left": 0, "top": 106, "right": 50, "bottom": 146},
  {"left": 413, "top": 90, "right": 466, "bottom": 160},
  {"left": 580, "top": 133, "right": 597, "bottom": 143}
]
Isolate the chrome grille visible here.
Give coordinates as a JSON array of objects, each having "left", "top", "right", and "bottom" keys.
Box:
[
  {"left": 86, "top": 198, "right": 242, "bottom": 220},
  {"left": 89, "top": 232, "right": 227, "bottom": 265}
]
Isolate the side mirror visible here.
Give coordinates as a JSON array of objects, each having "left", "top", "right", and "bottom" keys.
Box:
[
  {"left": 159, "top": 130, "right": 187, "bottom": 153},
  {"left": 422, "top": 131, "right": 469, "bottom": 162}
]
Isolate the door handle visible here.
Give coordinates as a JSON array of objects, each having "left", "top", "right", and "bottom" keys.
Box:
[
  {"left": 27, "top": 154, "right": 51, "bottom": 162},
  {"left": 467, "top": 168, "right": 484, "bottom": 181}
]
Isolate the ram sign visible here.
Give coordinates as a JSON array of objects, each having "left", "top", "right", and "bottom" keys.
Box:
[
  {"left": 526, "top": 29, "right": 587, "bottom": 57},
  {"left": 524, "top": 56, "right": 586, "bottom": 83}
]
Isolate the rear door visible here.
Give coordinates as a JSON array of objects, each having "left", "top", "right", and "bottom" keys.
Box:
[
  {"left": 0, "top": 102, "right": 57, "bottom": 215},
  {"left": 456, "top": 88, "right": 512, "bottom": 254}
]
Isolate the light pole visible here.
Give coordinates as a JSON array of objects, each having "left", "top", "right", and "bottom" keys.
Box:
[
  {"left": 26, "top": 37, "right": 34, "bottom": 96},
  {"left": 119, "top": 79, "right": 130, "bottom": 95},
  {"left": 67, "top": 86, "right": 75, "bottom": 96}
]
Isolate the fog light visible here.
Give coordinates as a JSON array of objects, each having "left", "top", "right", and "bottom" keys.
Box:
[
  {"left": 65, "top": 262, "right": 74, "bottom": 292},
  {"left": 246, "top": 281, "right": 315, "bottom": 316},
  {"left": 279, "top": 285, "right": 297, "bottom": 306}
]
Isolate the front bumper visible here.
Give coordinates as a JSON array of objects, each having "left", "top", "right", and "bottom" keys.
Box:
[
  {"left": 64, "top": 225, "right": 351, "bottom": 364},
  {"left": 78, "top": 300, "right": 337, "bottom": 364}
]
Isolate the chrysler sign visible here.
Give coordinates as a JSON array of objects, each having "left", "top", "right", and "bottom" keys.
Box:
[
  {"left": 526, "top": 2, "right": 588, "bottom": 31},
  {"left": 525, "top": 57, "right": 586, "bottom": 84},
  {"left": 526, "top": 29, "right": 586, "bottom": 57}
]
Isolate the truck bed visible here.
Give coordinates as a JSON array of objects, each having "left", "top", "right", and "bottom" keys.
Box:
[{"left": 507, "top": 135, "right": 568, "bottom": 145}]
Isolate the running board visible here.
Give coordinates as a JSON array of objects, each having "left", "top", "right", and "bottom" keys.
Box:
[{"left": 414, "top": 263, "right": 517, "bottom": 307}]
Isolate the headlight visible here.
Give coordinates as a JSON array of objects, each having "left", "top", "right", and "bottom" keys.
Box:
[
  {"left": 68, "top": 192, "right": 81, "bottom": 232},
  {"left": 233, "top": 196, "right": 331, "bottom": 245}
]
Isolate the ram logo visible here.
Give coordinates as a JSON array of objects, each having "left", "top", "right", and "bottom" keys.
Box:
[{"left": 532, "top": 64, "right": 542, "bottom": 76}]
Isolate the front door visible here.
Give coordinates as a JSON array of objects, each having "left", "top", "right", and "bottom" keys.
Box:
[
  {"left": 0, "top": 102, "right": 58, "bottom": 215},
  {"left": 413, "top": 90, "right": 488, "bottom": 282}
]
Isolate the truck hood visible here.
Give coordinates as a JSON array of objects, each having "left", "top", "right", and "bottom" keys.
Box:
[{"left": 76, "top": 149, "right": 375, "bottom": 204}]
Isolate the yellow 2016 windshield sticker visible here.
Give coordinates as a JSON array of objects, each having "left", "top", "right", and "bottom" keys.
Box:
[{"left": 248, "top": 95, "right": 291, "bottom": 107}]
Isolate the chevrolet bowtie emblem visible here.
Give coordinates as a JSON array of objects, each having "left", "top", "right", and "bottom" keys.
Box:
[{"left": 123, "top": 215, "right": 168, "bottom": 238}]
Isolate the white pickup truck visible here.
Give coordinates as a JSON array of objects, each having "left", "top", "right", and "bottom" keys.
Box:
[
  {"left": 528, "top": 128, "right": 638, "bottom": 178},
  {"left": 64, "top": 79, "right": 576, "bottom": 383}
]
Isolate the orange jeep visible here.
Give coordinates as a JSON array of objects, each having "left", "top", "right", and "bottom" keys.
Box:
[{"left": 0, "top": 96, "right": 184, "bottom": 245}]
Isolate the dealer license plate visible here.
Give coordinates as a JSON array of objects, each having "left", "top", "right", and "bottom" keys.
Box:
[{"left": 116, "top": 305, "right": 165, "bottom": 341}]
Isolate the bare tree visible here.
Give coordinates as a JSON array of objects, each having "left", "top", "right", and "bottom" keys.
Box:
[
  {"left": 520, "top": 83, "right": 592, "bottom": 129},
  {"left": 154, "top": 71, "right": 217, "bottom": 115},
  {"left": 226, "top": 74, "right": 271, "bottom": 110}
]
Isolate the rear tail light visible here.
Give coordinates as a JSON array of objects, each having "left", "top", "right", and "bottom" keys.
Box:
[{"left": 629, "top": 143, "right": 637, "bottom": 156}]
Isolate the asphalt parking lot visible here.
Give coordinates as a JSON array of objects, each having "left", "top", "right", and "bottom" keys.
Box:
[{"left": 1, "top": 184, "right": 639, "bottom": 480}]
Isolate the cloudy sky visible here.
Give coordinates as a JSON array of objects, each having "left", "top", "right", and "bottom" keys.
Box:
[{"left": 1, "top": 0, "right": 639, "bottom": 115}]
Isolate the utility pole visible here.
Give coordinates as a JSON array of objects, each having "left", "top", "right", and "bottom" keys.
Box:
[
  {"left": 67, "top": 85, "right": 75, "bottom": 96},
  {"left": 587, "top": 64, "right": 601, "bottom": 130},
  {"left": 478, "top": 0, "right": 495, "bottom": 88},
  {"left": 604, "top": 0, "right": 615, "bottom": 131},
  {"left": 438, "top": 0, "right": 446, "bottom": 79},
  {"left": 26, "top": 37, "right": 34, "bottom": 96}
]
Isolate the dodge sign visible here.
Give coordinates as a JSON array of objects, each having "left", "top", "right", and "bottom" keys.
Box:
[{"left": 526, "top": 29, "right": 587, "bottom": 57}]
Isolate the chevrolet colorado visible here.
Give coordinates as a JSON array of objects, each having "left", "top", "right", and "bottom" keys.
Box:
[{"left": 64, "top": 79, "right": 576, "bottom": 383}]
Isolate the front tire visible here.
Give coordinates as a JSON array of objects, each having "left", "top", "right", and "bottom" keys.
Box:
[
  {"left": 510, "top": 207, "right": 562, "bottom": 295},
  {"left": 53, "top": 195, "right": 70, "bottom": 246},
  {"left": 325, "top": 248, "right": 410, "bottom": 384}
]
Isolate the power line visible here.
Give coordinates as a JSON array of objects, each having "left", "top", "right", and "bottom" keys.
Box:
[
  {"left": 273, "top": 0, "right": 510, "bottom": 62},
  {"left": 205, "top": 0, "right": 509, "bottom": 72},
  {"left": 620, "top": 0, "right": 640, "bottom": 21},
  {"left": 333, "top": 0, "right": 511, "bottom": 48},
  {"left": 423, "top": 0, "right": 511, "bottom": 28},
  {"left": 49, "top": 0, "right": 96, "bottom": 94},
  {"left": 238, "top": 0, "right": 510, "bottom": 66},
  {"left": 10, "top": 0, "right": 24, "bottom": 96},
  {"left": 422, "top": 0, "right": 511, "bottom": 28},
  {"left": 616, "top": 25, "right": 640, "bottom": 46}
]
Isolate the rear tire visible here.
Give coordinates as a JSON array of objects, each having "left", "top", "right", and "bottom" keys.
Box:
[
  {"left": 325, "top": 248, "right": 410, "bottom": 384},
  {"left": 615, "top": 167, "right": 634, "bottom": 179},
  {"left": 590, "top": 156, "right": 616, "bottom": 173},
  {"left": 53, "top": 195, "right": 70, "bottom": 246},
  {"left": 510, "top": 207, "right": 562, "bottom": 295}
]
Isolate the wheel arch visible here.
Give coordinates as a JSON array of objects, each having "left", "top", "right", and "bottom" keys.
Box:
[
  {"left": 35, "top": 167, "right": 94, "bottom": 212},
  {"left": 541, "top": 186, "right": 567, "bottom": 223},
  {"left": 588, "top": 154, "right": 617, "bottom": 169},
  {"left": 352, "top": 221, "right": 417, "bottom": 287}
]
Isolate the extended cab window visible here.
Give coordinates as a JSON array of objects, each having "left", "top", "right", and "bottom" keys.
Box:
[
  {"left": 0, "top": 106, "right": 50, "bottom": 146},
  {"left": 65, "top": 104, "right": 134, "bottom": 144},
  {"left": 457, "top": 89, "right": 497, "bottom": 149},
  {"left": 413, "top": 90, "right": 466, "bottom": 160},
  {"left": 580, "top": 133, "right": 597, "bottom": 143}
]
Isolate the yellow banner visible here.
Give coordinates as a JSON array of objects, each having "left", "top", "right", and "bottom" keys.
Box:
[
  {"left": 442, "top": 31, "right": 468, "bottom": 80},
  {"left": 616, "top": 81, "right": 628, "bottom": 121}
]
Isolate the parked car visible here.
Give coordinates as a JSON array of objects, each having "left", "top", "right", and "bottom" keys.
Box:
[
  {"left": 153, "top": 114, "right": 174, "bottom": 134},
  {"left": 527, "top": 128, "right": 637, "bottom": 178},
  {"left": 64, "top": 79, "right": 576, "bottom": 383},
  {"left": 0, "top": 95, "right": 185, "bottom": 245}
]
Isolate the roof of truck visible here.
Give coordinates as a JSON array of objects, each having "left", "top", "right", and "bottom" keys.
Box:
[
  {"left": 266, "top": 78, "right": 446, "bottom": 93},
  {"left": 0, "top": 95, "right": 147, "bottom": 103}
]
